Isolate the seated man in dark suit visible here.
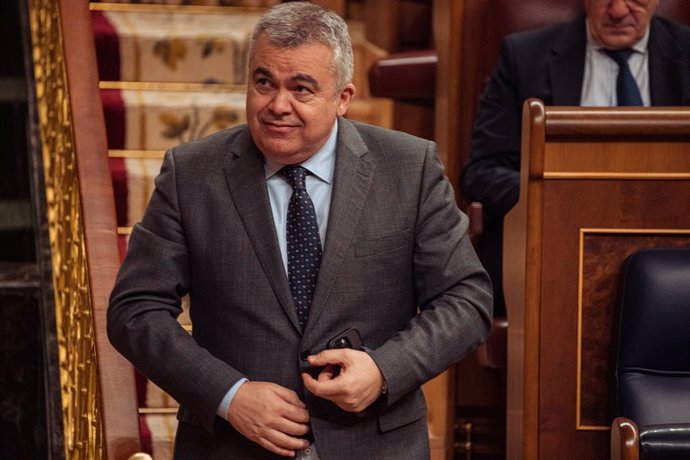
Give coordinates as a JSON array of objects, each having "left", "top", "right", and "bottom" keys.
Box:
[{"left": 460, "top": 0, "right": 690, "bottom": 316}]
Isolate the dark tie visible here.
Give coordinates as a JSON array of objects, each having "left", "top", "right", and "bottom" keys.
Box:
[
  {"left": 603, "top": 48, "right": 643, "bottom": 106},
  {"left": 281, "top": 165, "right": 322, "bottom": 330}
]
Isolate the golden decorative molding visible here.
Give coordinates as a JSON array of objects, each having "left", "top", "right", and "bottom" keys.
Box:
[
  {"left": 544, "top": 172, "right": 690, "bottom": 180},
  {"left": 28, "top": 0, "right": 104, "bottom": 458},
  {"left": 579, "top": 228, "right": 690, "bottom": 235}
]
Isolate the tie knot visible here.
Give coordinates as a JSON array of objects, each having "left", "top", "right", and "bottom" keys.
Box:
[
  {"left": 603, "top": 48, "right": 635, "bottom": 66},
  {"left": 281, "top": 165, "right": 309, "bottom": 191}
]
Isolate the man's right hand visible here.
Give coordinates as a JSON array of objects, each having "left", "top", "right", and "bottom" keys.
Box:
[{"left": 227, "top": 381, "right": 311, "bottom": 457}]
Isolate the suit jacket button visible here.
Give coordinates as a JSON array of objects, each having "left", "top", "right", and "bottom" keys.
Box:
[{"left": 300, "top": 350, "right": 311, "bottom": 360}]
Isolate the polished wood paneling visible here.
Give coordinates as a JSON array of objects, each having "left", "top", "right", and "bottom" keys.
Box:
[
  {"left": 432, "top": 0, "right": 463, "bottom": 182},
  {"left": 544, "top": 142, "right": 690, "bottom": 176},
  {"left": 504, "top": 99, "right": 690, "bottom": 459}
]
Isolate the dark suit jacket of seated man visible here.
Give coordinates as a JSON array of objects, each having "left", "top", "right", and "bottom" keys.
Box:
[
  {"left": 107, "top": 2, "right": 493, "bottom": 459},
  {"left": 460, "top": 0, "right": 690, "bottom": 316}
]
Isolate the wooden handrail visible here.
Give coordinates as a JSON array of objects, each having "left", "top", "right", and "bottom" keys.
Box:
[
  {"left": 58, "top": 0, "right": 141, "bottom": 458},
  {"left": 29, "top": 0, "right": 142, "bottom": 455}
]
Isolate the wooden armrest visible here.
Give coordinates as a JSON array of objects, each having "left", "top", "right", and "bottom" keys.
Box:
[{"left": 611, "top": 417, "right": 639, "bottom": 460}]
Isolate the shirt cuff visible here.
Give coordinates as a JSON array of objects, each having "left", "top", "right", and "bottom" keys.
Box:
[{"left": 216, "top": 378, "right": 248, "bottom": 421}]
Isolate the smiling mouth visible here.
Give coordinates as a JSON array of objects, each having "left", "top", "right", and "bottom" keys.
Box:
[{"left": 263, "top": 121, "right": 300, "bottom": 133}]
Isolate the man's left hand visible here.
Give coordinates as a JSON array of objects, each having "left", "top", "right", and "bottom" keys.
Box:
[{"left": 301, "top": 349, "right": 384, "bottom": 413}]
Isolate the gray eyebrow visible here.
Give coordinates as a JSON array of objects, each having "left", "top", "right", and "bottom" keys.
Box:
[{"left": 252, "top": 67, "right": 320, "bottom": 90}]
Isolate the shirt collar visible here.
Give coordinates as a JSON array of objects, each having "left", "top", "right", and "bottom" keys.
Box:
[
  {"left": 586, "top": 19, "right": 651, "bottom": 55},
  {"left": 263, "top": 120, "right": 338, "bottom": 184}
]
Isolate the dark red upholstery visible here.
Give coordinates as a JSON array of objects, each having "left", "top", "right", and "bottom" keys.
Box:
[{"left": 368, "top": 50, "right": 436, "bottom": 103}]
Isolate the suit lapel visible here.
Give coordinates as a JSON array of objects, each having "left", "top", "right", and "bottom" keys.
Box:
[
  {"left": 648, "top": 17, "right": 685, "bottom": 106},
  {"left": 304, "top": 119, "right": 375, "bottom": 335},
  {"left": 222, "top": 128, "right": 301, "bottom": 333},
  {"left": 549, "top": 16, "right": 587, "bottom": 105}
]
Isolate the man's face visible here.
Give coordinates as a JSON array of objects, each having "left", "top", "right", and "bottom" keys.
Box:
[
  {"left": 246, "top": 34, "right": 355, "bottom": 165},
  {"left": 585, "top": 0, "right": 659, "bottom": 49}
]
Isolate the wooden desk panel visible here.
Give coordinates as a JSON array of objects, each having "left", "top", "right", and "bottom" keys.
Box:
[
  {"left": 505, "top": 100, "right": 690, "bottom": 459},
  {"left": 544, "top": 141, "right": 690, "bottom": 177},
  {"left": 538, "top": 181, "right": 690, "bottom": 457}
]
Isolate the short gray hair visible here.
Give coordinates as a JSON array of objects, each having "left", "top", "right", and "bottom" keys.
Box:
[{"left": 248, "top": 1, "right": 354, "bottom": 89}]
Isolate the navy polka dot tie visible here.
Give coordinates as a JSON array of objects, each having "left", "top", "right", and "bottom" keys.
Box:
[
  {"left": 603, "top": 48, "right": 643, "bottom": 106},
  {"left": 281, "top": 166, "right": 322, "bottom": 330}
]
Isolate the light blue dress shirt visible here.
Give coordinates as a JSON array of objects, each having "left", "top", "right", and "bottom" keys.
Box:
[
  {"left": 215, "top": 121, "right": 338, "bottom": 420},
  {"left": 581, "top": 22, "right": 650, "bottom": 106}
]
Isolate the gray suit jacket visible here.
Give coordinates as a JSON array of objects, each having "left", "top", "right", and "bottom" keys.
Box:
[{"left": 108, "top": 117, "right": 493, "bottom": 459}]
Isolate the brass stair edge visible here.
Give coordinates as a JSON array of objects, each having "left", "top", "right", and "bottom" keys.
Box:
[
  {"left": 109, "top": 149, "right": 166, "bottom": 159},
  {"left": 138, "top": 407, "right": 179, "bottom": 415},
  {"left": 100, "top": 81, "right": 247, "bottom": 92}
]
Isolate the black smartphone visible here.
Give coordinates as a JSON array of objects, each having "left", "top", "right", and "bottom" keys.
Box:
[{"left": 327, "top": 327, "right": 363, "bottom": 350}]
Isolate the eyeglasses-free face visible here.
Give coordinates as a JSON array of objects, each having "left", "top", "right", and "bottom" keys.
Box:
[{"left": 585, "top": 0, "right": 659, "bottom": 49}]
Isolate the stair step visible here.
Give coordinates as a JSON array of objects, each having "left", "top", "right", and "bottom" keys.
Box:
[
  {"left": 101, "top": 86, "right": 246, "bottom": 150},
  {"left": 92, "top": 7, "right": 262, "bottom": 83}
]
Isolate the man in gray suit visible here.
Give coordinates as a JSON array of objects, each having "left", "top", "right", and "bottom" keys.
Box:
[{"left": 108, "top": 2, "right": 492, "bottom": 459}]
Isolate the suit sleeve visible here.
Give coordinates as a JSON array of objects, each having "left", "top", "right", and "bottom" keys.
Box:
[
  {"left": 368, "top": 141, "right": 493, "bottom": 407},
  {"left": 107, "top": 150, "right": 243, "bottom": 433},
  {"left": 460, "top": 36, "right": 522, "bottom": 220}
]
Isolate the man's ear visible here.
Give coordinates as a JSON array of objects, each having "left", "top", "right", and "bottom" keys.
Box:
[{"left": 336, "top": 83, "right": 356, "bottom": 116}]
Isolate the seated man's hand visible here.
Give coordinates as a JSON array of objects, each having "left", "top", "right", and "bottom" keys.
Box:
[
  {"left": 301, "top": 348, "right": 384, "bottom": 413},
  {"left": 227, "top": 381, "right": 310, "bottom": 457}
]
